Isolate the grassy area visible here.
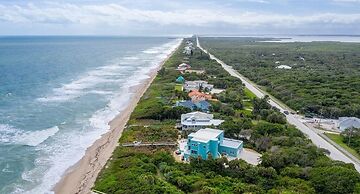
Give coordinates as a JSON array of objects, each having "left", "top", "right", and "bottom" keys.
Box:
[
  {"left": 244, "top": 87, "right": 256, "bottom": 99},
  {"left": 325, "top": 133, "right": 360, "bottom": 160}
]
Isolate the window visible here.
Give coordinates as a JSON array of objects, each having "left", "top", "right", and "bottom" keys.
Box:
[{"left": 191, "top": 150, "right": 198, "bottom": 154}]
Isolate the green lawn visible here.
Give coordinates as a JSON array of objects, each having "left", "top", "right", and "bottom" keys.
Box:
[
  {"left": 174, "top": 84, "right": 183, "bottom": 91},
  {"left": 244, "top": 87, "right": 256, "bottom": 99},
  {"left": 325, "top": 133, "right": 360, "bottom": 160}
]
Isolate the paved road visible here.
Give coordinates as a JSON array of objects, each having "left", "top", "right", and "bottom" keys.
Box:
[{"left": 196, "top": 36, "right": 360, "bottom": 172}]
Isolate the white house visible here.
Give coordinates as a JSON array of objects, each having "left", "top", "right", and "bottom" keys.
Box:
[
  {"left": 177, "top": 63, "right": 191, "bottom": 71},
  {"left": 337, "top": 117, "right": 360, "bottom": 131},
  {"left": 184, "top": 80, "right": 214, "bottom": 92},
  {"left": 181, "top": 112, "right": 224, "bottom": 131},
  {"left": 183, "top": 46, "right": 192, "bottom": 55},
  {"left": 276, "top": 65, "right": 292, "bottom": 69}
]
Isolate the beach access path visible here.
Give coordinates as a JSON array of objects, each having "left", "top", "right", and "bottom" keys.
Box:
[{"left": 196, "top": 36, "right": 360, "bottom": 172}]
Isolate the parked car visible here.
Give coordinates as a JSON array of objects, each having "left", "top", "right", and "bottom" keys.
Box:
[{"left": 283, "top": 110, "right": 289, "bottom": 115}]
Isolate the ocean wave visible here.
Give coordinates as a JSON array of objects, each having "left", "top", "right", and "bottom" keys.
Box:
[
  {"left": 17, "top": 38, "right": 183, "bottom": 194},
  {"left": 36, "top": 38, "right": 182, "bottom": 104},
  {"left": 123, "top": 56, "right": 139, "bottom": 60},
  {"left": 37, "top": 73, "right": 126, "bottom": 102},
  {"left": 0, "top": 125, "right": 59, "bottom": 147}
]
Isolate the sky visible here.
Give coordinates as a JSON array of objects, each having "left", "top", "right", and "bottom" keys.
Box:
[{"left": 0, "top": 0, "right": 359, "bottom": 35}]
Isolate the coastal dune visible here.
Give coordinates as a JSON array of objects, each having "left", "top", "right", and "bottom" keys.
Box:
[{"left": 53, "top": 40, "right": 182, "bottom": 194}]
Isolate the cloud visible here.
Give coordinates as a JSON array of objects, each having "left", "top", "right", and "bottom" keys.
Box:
[{"left": 0, "top": 2, "right": 359, "bottom": 29}]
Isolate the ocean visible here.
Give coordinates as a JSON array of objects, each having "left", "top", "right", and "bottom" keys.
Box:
[{"left": 0, "top": 36, "right": 182, "bottom": 193}]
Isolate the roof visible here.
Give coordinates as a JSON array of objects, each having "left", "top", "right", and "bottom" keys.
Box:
[
  {"left": 220, "top": 138, "right": 243, "bottom": 149},
  {"left": 188, "top": 91, "right": 212, "bottom": 100},
  {"left": 177, "top": 100, "right": 210, "bottom": 111},
  {"left": 177, "top": 100, "right": 195, "bottom": 110},
  {"left": 195, "top": 100, "right": 210, "bottom": 110},
  {"left": 276, "top": 65, "right": 292, "bottom": 69},
  {"left": 182, "top": 111, "right": 213, "bottom": 120},
  {"left": 176, "top": 76, "right": 185, "bottom": 83},
  {"left": 179, "top": 63, "right": 190, "bottom": 67},
  {"left": 185, "top": 80, "right": 208, "bottom": 85},
  {"left": 338, "top": 117, "right": 360, "bottom": 130},
  {"left": 181, "top": 112, "right": 224, "bottom": 126},
  {"left": 189, "top": 128, "right": 223, "bottom": 143}
]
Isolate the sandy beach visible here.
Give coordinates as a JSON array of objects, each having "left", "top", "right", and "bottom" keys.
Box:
[{"left": 53, "top": 43, "right": 180, "bottom": 194}]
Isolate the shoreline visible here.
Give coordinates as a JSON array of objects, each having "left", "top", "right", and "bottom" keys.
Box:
[{"left": 53, "top": 41, "right": 181, "bottom": 194}]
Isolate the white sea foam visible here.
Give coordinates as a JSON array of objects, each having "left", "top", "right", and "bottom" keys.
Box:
[
  {"left": 142, "top": 46, "right": 163, "bottom": 54},
  {"left": 18, "top": 38, "right": 183, "bottom": 194},
  {"left": 123, "top": 56, "right": 139, "bottom": 60},
  {"left": 0, "top": 125, "right": 59, "bottom": 147},
  {"left": 88, "top": 90, "right": 114, "bottom": 95},
  {"left": 17, "top": 126, "right": 59, "bottom": 147}
]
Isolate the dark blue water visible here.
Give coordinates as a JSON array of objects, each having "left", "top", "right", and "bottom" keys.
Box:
[{"left": 0, "top": 36, "right": 182, "bottom": 193}]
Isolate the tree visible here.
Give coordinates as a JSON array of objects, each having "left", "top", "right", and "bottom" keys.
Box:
[
  {"left": 255, "top": 136, "right": 272, "bottom": 151},
  {"left": 161, "top": 106, "right": 191, "bottom": 120},
  {"left": 266, "top": 112, "right": 286, "bottom": 124},
  {"left": 252, "top": 95, "right": 271, "bottom": 115},
  {"left": 222, "top": 105, "right": 235, "bottom": 116},
  {"left": 309, "top": 166, "right": 360, "bottom": 194},
  {"left": 341, "top": 127, "right": 360, "bottom": 146},
  {"left": 158, "top": 67, "right": 166, "bottom": 77}
]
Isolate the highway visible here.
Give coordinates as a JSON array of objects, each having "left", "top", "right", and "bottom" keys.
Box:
[{"left": 196, "top": 36, "right": 360, "bottom": 172}]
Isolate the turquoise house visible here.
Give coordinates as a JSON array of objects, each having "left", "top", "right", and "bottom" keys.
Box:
[
  {"left": 176, "top": 76, "right": 185, "bottom": 83},
  {"left": 183, "top": 128, "right": 243, "bottom": 161}
]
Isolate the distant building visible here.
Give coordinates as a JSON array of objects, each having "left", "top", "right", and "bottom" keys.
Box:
[
  {"left": 183, "top": 128, "right": 243, "bottom": 161},
  {"left": 210, "top": 88, "right": 224, "bottom": 94},
  {"left": 183, "top": 46, "right": 193, "bottom": 55},
  {"left": 177, "top": 63, "right": 191, "bottom": 71},
  {"left": 276, "top": 65, "right": 292, "bottom": 69},
  {"left": 181, "top": 112, "right": 224, "bottom": 131},
  {"left": 184, "top": 80, "right": 214, "bottom": 92},
  {"left": 188, "top": 90, "right": 212, "bottom": 103},
  {"left": 176, "top": 100, "right": 210, "bottom": 112},
  {"left": 186, "top": 40, "right": 194, "bottom": 47},
  {"left": 194, "top": 101, "right": 211, "bottom": 112},
  {"left": 337, "top": 117, "right": 360, "bottom": 131},
  {"left": 176, "top": 75, "right": 185, "bottom": 83},
  {"left": 184, "top": 69, "right": 205, "bottom": 75}
]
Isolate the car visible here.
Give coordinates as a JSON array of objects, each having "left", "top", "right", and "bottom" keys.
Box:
[{"left": 283, "top": 110, "right": 289, "bottom": 115}]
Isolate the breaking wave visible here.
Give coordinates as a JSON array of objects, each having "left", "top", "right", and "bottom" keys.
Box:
[{"left": 0, "top": 124, "right": 59, "bottom": 147}]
